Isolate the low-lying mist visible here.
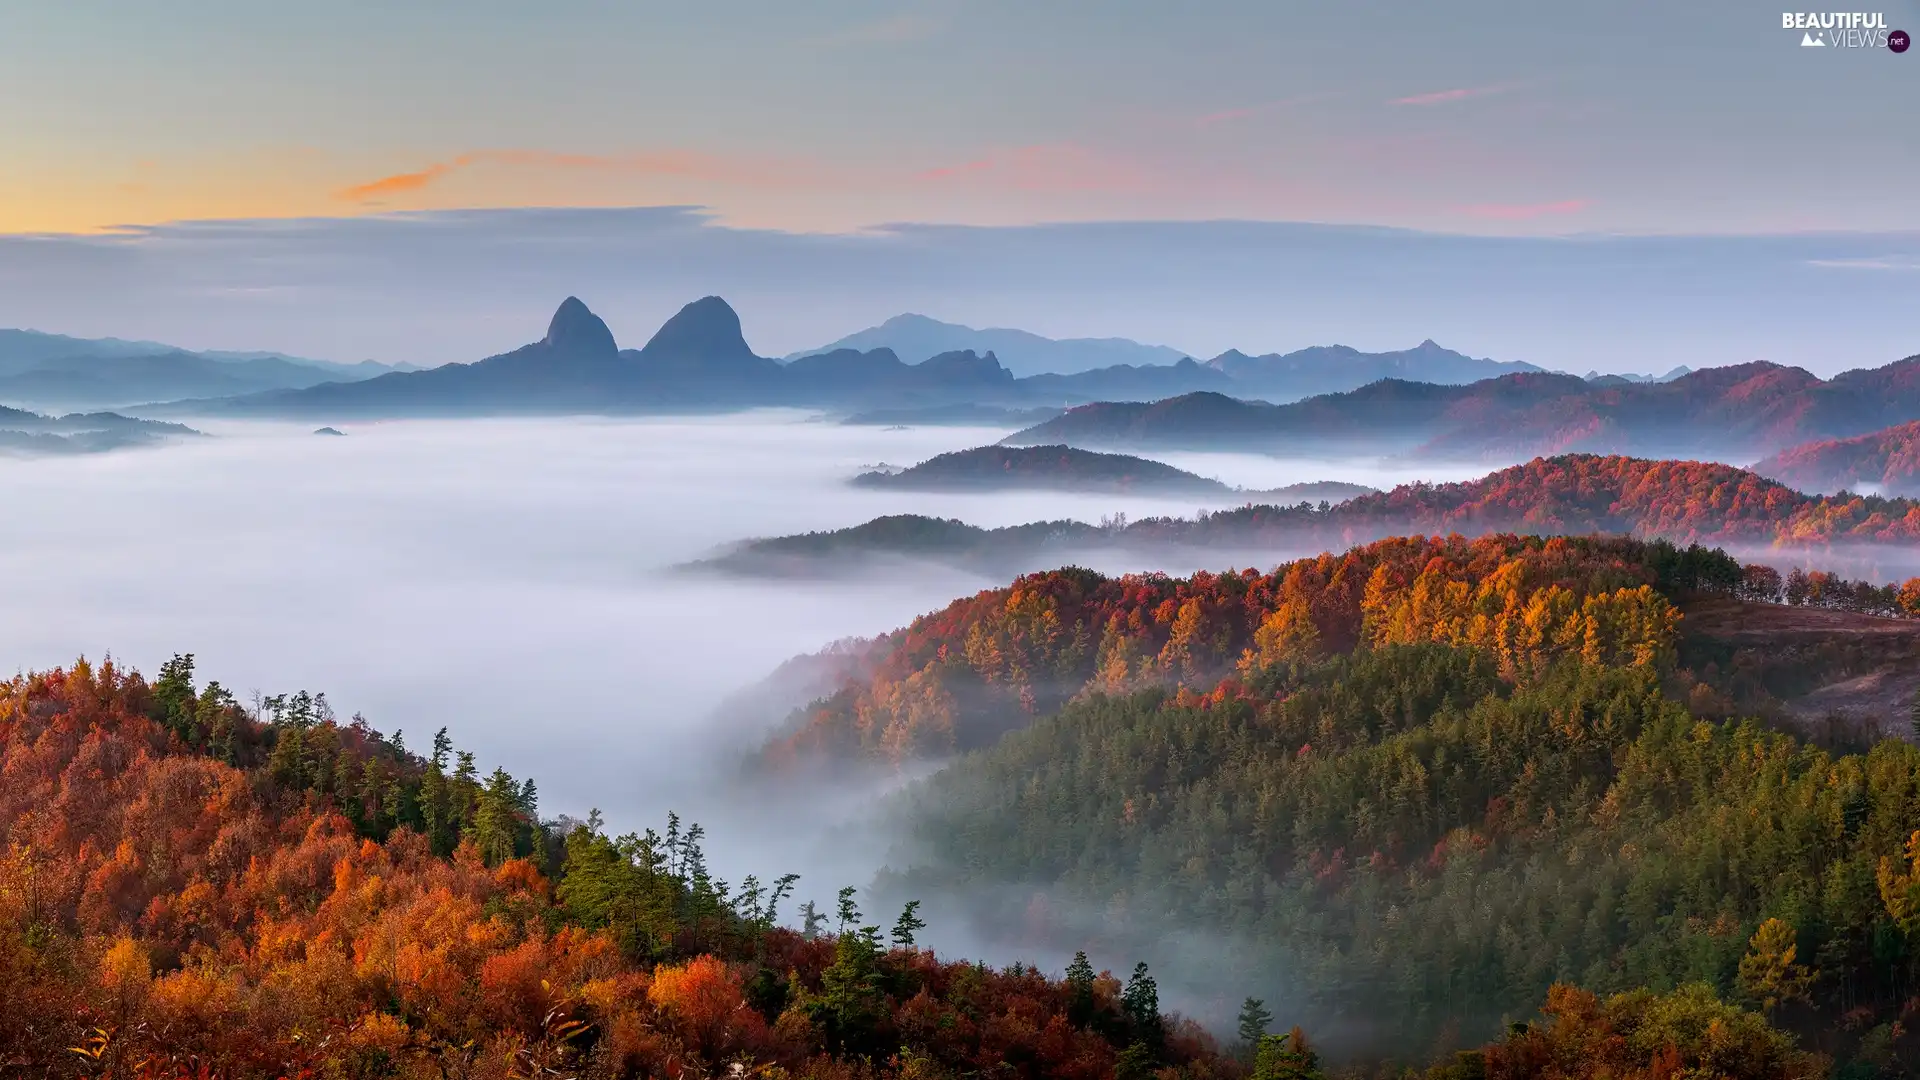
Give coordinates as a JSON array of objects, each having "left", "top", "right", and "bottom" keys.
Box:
[{"left": 0, "top": 413, "right": 1474, "bottom": 909}]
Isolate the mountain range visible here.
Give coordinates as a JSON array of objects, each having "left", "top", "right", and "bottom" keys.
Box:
[
  {"left": 1003, "top": 358, "right": 1920, "bottom": 463},
  {"left": 788, "top": 312, "right": 1189, "bottom": 376},
  {"left": 172, "top": 296, "right": 1541, "bottom": 418},
  {"left": 0, "top": 328, "right": 406, "bottom": 410}
]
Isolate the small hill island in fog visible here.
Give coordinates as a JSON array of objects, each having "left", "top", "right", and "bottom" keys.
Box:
[{"left": 851, "top": 444, "right": 1235, "bottom": 495}]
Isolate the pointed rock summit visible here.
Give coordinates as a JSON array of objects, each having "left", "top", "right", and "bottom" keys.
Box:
[
  {"left": 544, "top": 296, "right": 618, "bottom": 357},
  {"left": 641, "top": 296, "right": 755, "bottom": 362}
]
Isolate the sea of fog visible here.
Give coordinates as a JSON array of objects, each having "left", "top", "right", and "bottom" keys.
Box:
[{"left": 0, "top": 412, "right": 1488, "bottom": 913}]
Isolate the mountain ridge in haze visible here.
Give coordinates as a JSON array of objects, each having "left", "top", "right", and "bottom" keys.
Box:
[
  {"left": 1005, "top": 356, "right": 1920, "bottom": 462},
  {"left": 178, "top": 295, "right": 1557, "bottom": 418},
  {"left": 0, "top": 327, "right": 411, "bottom": 410},
  {"left": 1754, "top": 419, "right": 1920, "bottom": 496},
  {"left": 789, "top": 312, "right": 1191, "bottom": 376}
]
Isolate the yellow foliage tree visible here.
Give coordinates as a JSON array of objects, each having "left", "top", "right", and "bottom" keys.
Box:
[{"left": 1735, "top": 918, "right": 1815, "bottom": 1012}]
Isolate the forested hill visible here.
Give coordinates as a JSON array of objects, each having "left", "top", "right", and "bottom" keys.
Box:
[
  {"left": 743, "top": 532, "right": 1920, "bottom": 1069},
  {"left": 0, "top": 650, "right": 1829, "bottom": 1077},
  {"left": 890, "top": 583, "right": 1920, "bottom": 1066},
  {"left": 1755, "top": 419, "right": 1920, "bottom": 497},
  {"left": 851, "top": 444, "right": 1233, "bottom": 495},
  {"left": 701, "top": 455, "right": 1920, "bottom": 579},
  {"left": 1294, "top": 453, "right": 1920, "bottom": 543},
  {"left": 755, "top": 533, "right": 1920, "bottom": 769},
  {"left": 0, "top": 655, "right": 1234, "bottom": 1077}
]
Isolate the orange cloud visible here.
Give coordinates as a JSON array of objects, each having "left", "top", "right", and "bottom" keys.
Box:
[
  {"left": 1457, "top": 198, "right": 1590, "bottom": 220},
  {"left": 336, "top": 161, "right": 462, "bottom": 201},
  {"left": 1391, "top": 84, "right": 1510, "bottom": 106},
  {"left": 333, "top": 149, "right": 817, "bottom": 203}
]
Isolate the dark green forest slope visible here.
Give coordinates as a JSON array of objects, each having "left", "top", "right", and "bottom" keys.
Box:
[{"left": 860, "top": 541, "right": 1920, "bottom": 1071}]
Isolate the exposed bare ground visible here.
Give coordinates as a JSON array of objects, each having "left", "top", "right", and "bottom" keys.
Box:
[
  {"left": 1680, "top": 597, "right": 1920, "bottom": 644},
  {"left": 1679, "top": 597, "right": 1920, "bottom": 742}
]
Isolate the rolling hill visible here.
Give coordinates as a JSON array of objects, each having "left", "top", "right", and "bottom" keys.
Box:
[
  {"left": 851, "top": 445, "right": 1235, "bottom": 495},
  {"left": 1005, "top": 357, "right": 1920, "bottom": 462},
  {"left": 1753, "top": 419, "right": 1920, "bottom": 496}
]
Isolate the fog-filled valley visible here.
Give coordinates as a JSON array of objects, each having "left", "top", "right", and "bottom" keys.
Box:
[
  {"left": 12, "top": 396, "right": 1920, "bottom": 1070},
  {"left": 0, "top": 414, "right": 1481, "bottom": 897}
]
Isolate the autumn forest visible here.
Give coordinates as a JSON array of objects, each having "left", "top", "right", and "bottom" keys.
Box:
[{"left": 5, "top": 525, "right": 1919, "bottom": 1079}]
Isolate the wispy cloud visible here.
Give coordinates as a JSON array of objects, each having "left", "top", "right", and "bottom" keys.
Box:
[
  {"left": 1806, "top": 255, "right": 1920, "bottom": 271},
  {"left": 1391, "top": 84, "right": 1511, "bottom": 107},
  {"left": 335, "top": 150, "right": 810, "bottom": 204},
  {"left": 1456, "top": 198, "right": 1590, "bottom": 220},
  {"left": 338, "top": 162, "right": 462, "bottom": 202}
]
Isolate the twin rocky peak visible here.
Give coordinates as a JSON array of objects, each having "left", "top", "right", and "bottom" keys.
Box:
[{"left": 541, "top": 295, "right": 762, "bottom": 367}]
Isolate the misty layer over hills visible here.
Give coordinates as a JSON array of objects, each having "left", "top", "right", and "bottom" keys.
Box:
[
  {"left": 0, "top": 327, "right": 408, "bottom": 410},
  {"left": 0, "top": 412, "right": 1456, "bottom": 905},
  {"left": 695, "top": 453, "right": 1920, "bottom": 585},
  {"left": 0, "top": 404, "right": 199, "bottom": 454}
]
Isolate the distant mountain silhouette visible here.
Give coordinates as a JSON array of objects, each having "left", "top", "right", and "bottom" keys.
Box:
[
  {"left": 790, "top": 313, "right": 1189, "bottom": 376},
  {"left": 1583, "top": 366, "right": 1692, "bottom": 384},
  {"left": 0, "top": 328, "right": 404, "bottom": 410},
  {"left": 1199, "top": 339, "right": 1542, "bottom": 399},
  {"left": 543, "top": 296, "right": 619, "bottom": 356},
  {"left": 1005, "top": 357, "right": 1920, "bottom": 462},
  {"left": 1753, "top": 420, "right": 1920, "bottom": 496},
  {"left": 185, "top": 296, "right": 1549, "bottom": 418},
  {"left": 205, "top": 297, "right": 1023, "bottom": 416}
]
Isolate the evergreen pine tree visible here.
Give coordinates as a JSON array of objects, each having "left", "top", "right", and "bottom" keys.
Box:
[
  {"left": 1122, "top": 962, "right": 1162, "bottom": 1048},
  {"left": 1066, "top": 950, "right": 1097, "bottom": 1026},
  {"left": 1237, "top": 996, "right": 1274, "bottom": 1048},
  {"left": 890, "top": 899, "right": 927, "bottom": 948}
]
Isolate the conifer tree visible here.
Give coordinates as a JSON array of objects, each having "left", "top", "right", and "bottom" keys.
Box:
[
  {"left": 890, "top": 899, "right": 927, "bottom": 948},
  {"left": 1237, "top": 996, "right": 1274, "bottom": 1048}
]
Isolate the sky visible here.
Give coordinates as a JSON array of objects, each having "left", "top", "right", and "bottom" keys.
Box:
[
  {"left": 0, "top": 1, "right": 1916, "bottom": 369},
  {"left": 4, "top": 0, "right": 1917, "bottom": 234}
]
